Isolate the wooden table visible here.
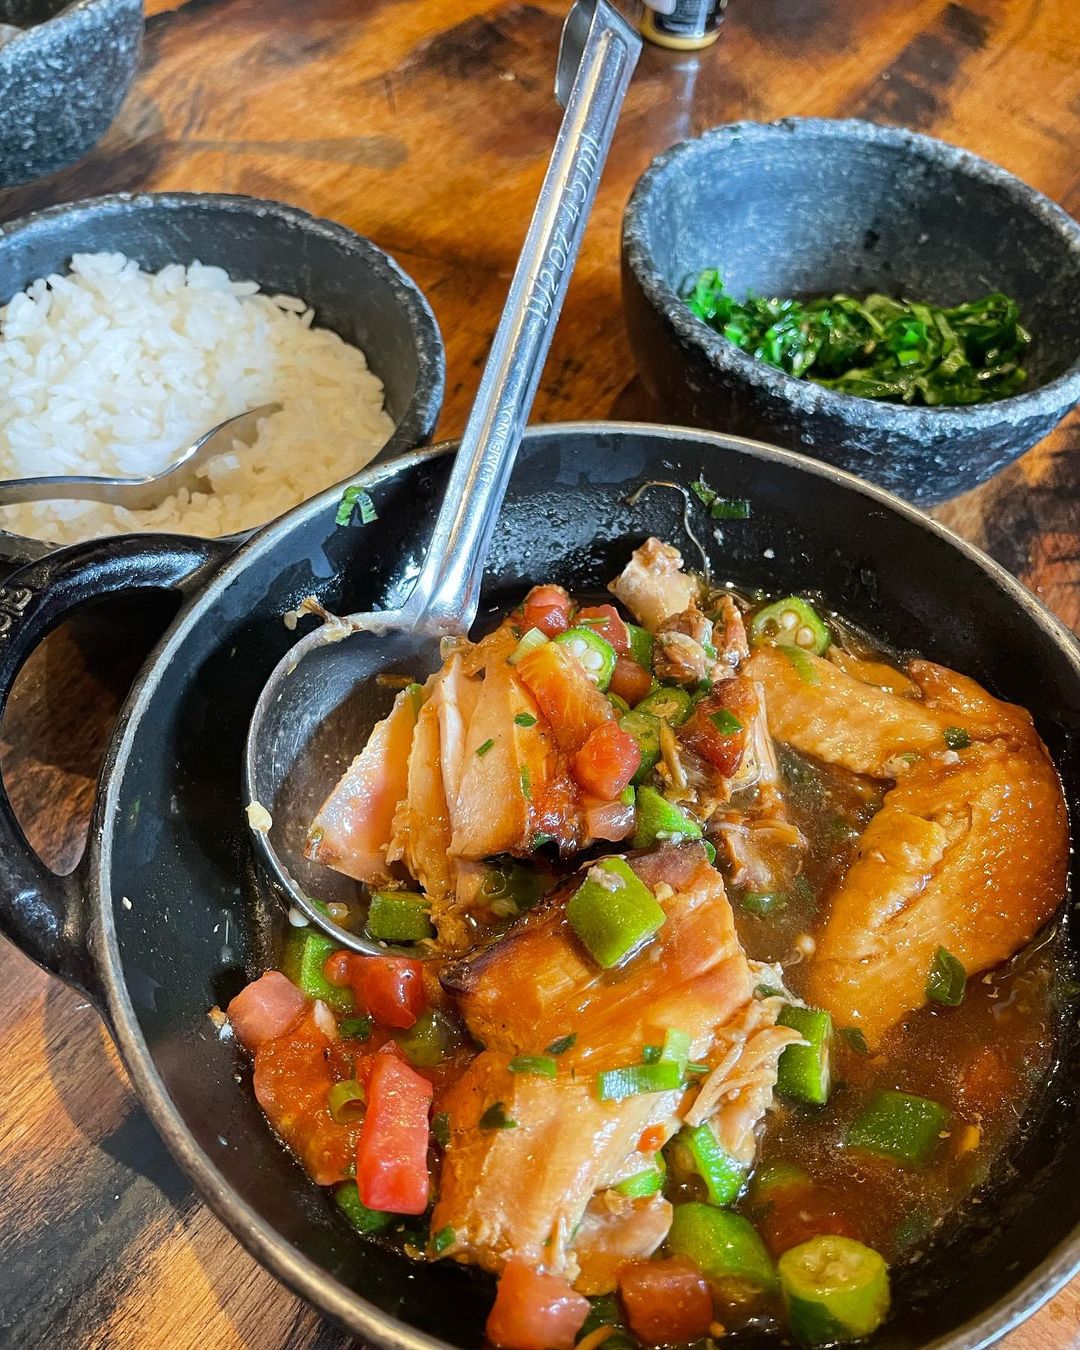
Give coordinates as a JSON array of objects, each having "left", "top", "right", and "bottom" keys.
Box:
[{"left": 1, "top": 0, "right": 1078, "bottom": 1344}]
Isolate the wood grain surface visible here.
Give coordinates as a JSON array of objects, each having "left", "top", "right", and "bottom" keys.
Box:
[{"left": 1, "top": 0, "right": 1079, "bottom": 1345}]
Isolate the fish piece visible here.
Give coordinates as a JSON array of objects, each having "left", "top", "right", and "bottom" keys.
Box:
[
  {"left": 654, "top": 605, "right": 719, "bottom": 686},
  {"left": 746, "top": 646, "right": 952, "bottom": 777},
  {"left": 572, "top": 1192, "right": 674, "bottom": 1296},
  {"left": 305, "top": 687, "right": 417, "bottom": 882},
  {"left": 828, "top": 648, "right": 918, "bottom": 698},
  {"left": 450, "top": 656, "right": 570, "bottom": 859},
  {"left": 433, "top": 845, "right": 761, "bottom": 1282},
  {"left": 252, "top": 1009, "right": 361, "bottom": 1185},
  {"left": 806, "top": 737, "right": 1068, "bottom": 1045},
  {"left": 438, "top": 656, "right": 482, "bottom": 808},
  {"left": 388, "top": 685, "right": 455, "bottom": 904},
  {"left": 515, "top": 641, "right": 613, "bottom": 754},
  {"left": 712, "top": 594, "right": 750, "bottom": 673},
  {"left": 608, "top": 538, "right": 702, "bottom": 633}
]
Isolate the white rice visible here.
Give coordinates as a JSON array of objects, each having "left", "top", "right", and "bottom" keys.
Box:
[{"left": 0, "top": 252, "right": 396, "bottom": 545}]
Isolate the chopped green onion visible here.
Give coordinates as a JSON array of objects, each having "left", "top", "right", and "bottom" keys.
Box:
[
  {"left": 710, "top": 709, "right": 744, "bottom": 734},
  {"left": 783, "top": 646, "right": 822, "bottom": 685},
  {"left": 846, "top": 1090, "right": 949, "bottom": 1166},
  {"left": 691, "top": 476, "right": 753, "bottom": 521},
  {"left": 339, "top": 1015, "right": 374, "bottom": 1041},
  {"left": 519, "top": 765, "right": 532, "bottom": 800},
  {"left": 333, "top": 1181, "right": 393, "bottom": 1234},
  {"left": 431, "top": 1225, "right": 456, "bottom": 1255},
  {"left": 944, "top": 726, "right": 971, "bottom": 750},
  {"left": 751, "top": 597, "right": 831, "bottom": 654},
  {"left": 508, "top": 627, "right": 548, "bottom": 665},
  {"left": 531, "top": 832, "right": 554, "bottom": 850},
  {"left": 926, "top": 946, "right": 966, "bottom": 1006},
  {"left": 632, "top": 785, "right": 702, "bottom": 850},
  {"left": 672, "top": 1122, "right": 746, "bottom": 1206},
  {"left": 840, "top": 1026, "right": 870, "bottom": 1056},
  {"left": 660, "top": 1026, "right": 692, "bottom": 1075},
  {"left": 405, "top": 681, "right": 425, "bottom": 715},
  {"left": 514, "top": 712, "right": 537, "bottom": 727},
  {"left": 641, "top": 1044, "right": 661, "bottom": 1064},
  {"left": 668, "top": 1203, "right": 777, "bottom": 1293},
  {"left": 431, "top": 1111, "right": 451, "bottom": 1148},
  {"left": 475, "top": 738, "right": 495, "bottom": 757},
  {"left": 508, "top": 1054, "right": 558, "bottom": 1078},
  {"left": 546, "top": 1033, "right": 577, "bottom": 1056},
  {"left": 776, "top": 1006, "right": 833, "bottom": 1105},
  {"left": 778, "top": 1235, "right": 890, "bottom": 1347},
  {"left": 366, "top": 891, "right": 434, "bottom": 942},
  {"left": 327, "top": 1078, "right": 366, "bottom": 1124},
  {"left": 702, "top": 839, "right": 717, "bottom": 864},
  {"left": 479, "top": 1101, "right": 518, "bottom": 1130},
  {"left": 755, "top": 983, "right": 785, "bottom": 999},
  {"left": 567, "top": 857, "right": 665, "bottom": 969},
  {"left": 595, "top": 1060, "right": 682, "bottom": 1102},
  {"left": 336, "top": 485, "right": 378, "bottom": 528}
]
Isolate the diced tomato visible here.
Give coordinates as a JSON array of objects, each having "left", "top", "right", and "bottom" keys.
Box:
[
  {"left": 760, "top": 1186, "right": 861, "bottom": 1257},
  {"left": 573, "top": 722, "right": 641, "bottom": 800},
  {"left": 325, "top": 952, "right": 425, "bottom": 1029},
  {"left": 577, "top": 604, "right": 630, "bottom": 654},
  {"left": 637, "top": 1123, "right": 667, "bottom": 1154},
  {"left": 679, "top": 677, "right": 757, "bottom": 776},
  {"left": 253, "top": 1011, "right": 361, "bottom": 1184},
  {"left": 522, "top": 585, "right": 572, "bottom": 639},
  {"left": 619, "top": 1258, "right": 714, "bottom": 1345},
  {"left": 356, "top": 1052, "right": 433, "bottom": 1214},
  {"left": 608, "top": 655, "right": 654, "bottom": 706},
  {"left": 227, "top": 970, "right": 306, "bottom": 1051},
  {"left": 516, "top": 641, "right": 613, "bottom": 753},
  {"left": 486, "top": 1260, "right": 590, "bottom": 1350}
]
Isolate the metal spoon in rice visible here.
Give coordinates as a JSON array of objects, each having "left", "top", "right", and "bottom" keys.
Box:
[
  {"left": 0, "top": 402, "right": 281, "bottom": 509},
  {"left": 244, "top": 0, "right": 640, "bottom": 954}
]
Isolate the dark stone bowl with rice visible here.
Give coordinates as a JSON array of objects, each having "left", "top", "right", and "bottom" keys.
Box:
[
  {"left": 0, "top": 0, "right": 143, "bottom": 187},
  {"left": 0, "top": 192, "right": 446, "bottom": 570},
  {"left": 622, "top": 119, "right": 1080, "bottom": 504}
]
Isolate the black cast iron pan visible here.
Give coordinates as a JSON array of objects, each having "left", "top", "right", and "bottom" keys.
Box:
[{"left": 0, "top": 423, "right": 1078, "bottom": 1348}]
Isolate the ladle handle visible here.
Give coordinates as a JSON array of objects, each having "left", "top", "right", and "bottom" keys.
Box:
[{"left": 400, "top": 0, "right": 640, "bottom": 635}]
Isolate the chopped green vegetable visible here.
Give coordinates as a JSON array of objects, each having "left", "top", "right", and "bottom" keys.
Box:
[
  {"left": 739, "top": 890, "right": 787, "bottom": 917},
  {"left": 778, "top": 1235, "right": 890, "bottom": 1347},
  {"left": 366, "top": 891, "right": 434, "bottom": 942},
  {"left": 531, "top": 832, "right": 554, "bottom": 850},
  {"left": 395, "top": 1009, "right": 454, "bottom": 1066},
  {"left": 281, "top": 928, "right": 353, "bottom": 1011},
  {"left": 479, "top": 862, "right": 548, "bottom": 916},
  {"left": 751, "top": 597, "right": 831, "bottom": 654},
  {"left": 514, "top": 712, "right": 537, "bottom": 727},
  {"left": 327, "top": 1078, "right": 366, "bottom": 1124},
  {"left": 846, "top": 1090, "right": 950, "bottom": 1166},
  {"left": 632, "top": 785, "right": 703, "bottom": 849},
  {"left": 627, "top": 624, "right": 654, "bottom": 670},
  {"left": 668, "top": 1203, "right": 777, "bottom": 1293},
  {"left": 703, "top": 839, "right": 717, "bottom": 864},
  {"left": 691, "top": 475, "right": 752, "bottom": 521},
  {"left": 519, "top": 765, "right": 532, "bottom": 800},
  {"left": 507, "top": 627, "right": 548, "bottom": 665},
  {"left": 747, "top": 1162, "right": 812, "bottom": 1211},
  {"left": 927, "top": 946, "right": 966, "bottom": 1006},
  {"left": 554, "top": 627, "right": 618, "bottom": 689},
  {"left": 783, "top": 646, "right": 821, "bottom": 685},
  {"left": 567, "top": 857, "right": 665, "bottom": 968},
  {"left": 596, "top": 1060, "right": 682, "bottom": 1102},
  {"left": 613, "top": 1156, "right": 666, "bottom": 1198},
  {"left": 944, "top": 725, "right": 971, "bottom": 750},
  {"left": 335, "top": 485, "right": 378, "bottom": 527},
  {"left": 405, "top": 681, "right": 425, "bottom": 715},
  {"left": 475, "top": 737, "right": 495, "bottom": 757},
  {"left": 334, "top": 1181, "right": 393, "bottom": 1234},
  {"left": 660, "top": 1026, "right": 692, "bottom": 1075},
  {"left": 508, "top": 1054, "right": 558, "bottom": 1078},
  {"left": 546, "top": 1033, "right": 577, "bottom": 1056},
  {"left": 480, "top": 1101, "right": 518, "bottom": 1130},
  {"left": 606, "top": 692, "right": 631, "bottom": 716},
  {"left": 840, "top": 1026, "right": 870, "bottom": 1056},
  {"left": 685, "top": 273, "right": 1030, "bottom": 407},
  {"left": 635, "top": 686, "right": 693, "bottom": 726},
  {"left": 619, "top": 709, "right": 662, "bottom": 783},
  {"left": 673, "top": 1122, "right": 747, "bottom": 1205},
  {"left": 339, "top": 1015, "right": 374, "bottom": 1041},
  {"left": 431, "top": 1111, "right": 451, "bottom": 1148},
  {"left": 777, "top": 1006, "right": 833, "bottom": 1105},
  {"left": 709, "top": 709, "right": 743, "bottom": 735},
  {"left": 431, "top": 1225, "right": 456, "bottom": 1255}
]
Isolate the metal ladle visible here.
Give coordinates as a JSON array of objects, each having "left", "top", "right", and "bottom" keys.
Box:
[{"left": 244, "top": 0, "right": 641, "bottom": 952}]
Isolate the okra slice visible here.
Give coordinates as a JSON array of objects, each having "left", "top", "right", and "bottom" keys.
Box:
[
  {"left": 619, "top": 709, "right": 662, "bottom": 784},
  {"left": 672, "top": 1122, "right": 747, "bottom": 1206},
  {"left": 333, "top": 1181, "right": 394, "bottom": 1235},
  {"left": 366, "top": 891, "right": 434, "bottom": 942},
  {"left": 554, "top": 626, "right": 617, "bottom": 689},
  {"left": 567, "top": 856, "right": 665, "bottom": 968},
  {"left": 776, "top": 1006, "right": 833, "bottom": 1105},
  {"left": 750, "top": 596, "right": 830, "bottom": 654},
  {"left": 632, "top": 785, "right": 703, "bottom": 850},
  {"left": 778, "top": 1235, "right": 890, "bottom": 1347},
  {"left": 281, "top": 928, "right": 353, "bottom": 1012},
  {"left": 667, "top": 1203, "right": 777, "bottom": 1294},
  {"left": 635, "top": 686, "right": 693, "bottom": 726},
  {"left": 846, "top": 1090, "right": 949, "bottom": 1166},
  {"left": 627, "top": 623, "right": 655, "bottom": 670}
]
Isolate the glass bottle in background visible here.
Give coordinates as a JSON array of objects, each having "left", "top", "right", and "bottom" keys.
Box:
[{"left": 637, "top": 0, "right": 727, "bottom": 50}]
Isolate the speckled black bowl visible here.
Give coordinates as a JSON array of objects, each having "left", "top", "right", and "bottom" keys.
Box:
[
  {"left": 0, "top": 191, "right": 446, "bottom": 571},
  {"left": 0, "top": 0, "right": 142, "bottom": 188},
  {"left": 622, "top": 118, "right": 1080, "bottom": 504}
]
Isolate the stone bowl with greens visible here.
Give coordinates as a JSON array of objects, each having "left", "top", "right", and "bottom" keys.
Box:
[{"left": 622, "top": 118, "right": 1080, "bottom": 504}]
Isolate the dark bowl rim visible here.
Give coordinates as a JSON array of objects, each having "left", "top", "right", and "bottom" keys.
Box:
[
  {"left": 92, "top": 419, "right": 1080, "bottom": 1350},
  {"left": 0, "top": 189, "right": 446, "bottom": 565},
  {"left": 0, "top": 0, "right": 140, "bottom": 53},
  {"left": 622, "top": 117, "right": 1080, "bottom": 433}
]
